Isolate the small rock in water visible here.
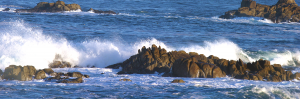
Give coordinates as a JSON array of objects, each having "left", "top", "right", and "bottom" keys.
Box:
[
  {"left": 3, "top": 8, "right": 10, "bottom": 11},
  {"left": 84, "top": 75, "right": 90, "bottom": 78},
  {"left": 119, "top": 79, "right": 132, "bottom": 81},
  {"left": 171, "top": 79, "right": 185, "bottom": 83}
]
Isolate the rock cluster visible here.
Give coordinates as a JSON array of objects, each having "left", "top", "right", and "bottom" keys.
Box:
[
  {"left": 107, "top": 44, "right": 300, "bottom": 82},
  {"left": 16, "top": 1, "right": 81, "bottom": 13},
  {"left": 220, "top": 0, "right": 300, "bottom": 23},
  {"left": 0, "top": 65, "right": 89, "bottom": 83}
]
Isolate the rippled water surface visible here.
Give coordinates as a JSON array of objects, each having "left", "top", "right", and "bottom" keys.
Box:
[{"left": 0, "top": 0, "right": 300, "bottom": 98}]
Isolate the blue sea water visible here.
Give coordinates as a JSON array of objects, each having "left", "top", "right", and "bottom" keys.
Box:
[{"left": 0, "top": 0, "right": 300, "bottom": 98}]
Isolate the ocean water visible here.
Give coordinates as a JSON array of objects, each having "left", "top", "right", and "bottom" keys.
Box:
[{"left": 0, "top": 0, "right": 300, "bottom": 98}]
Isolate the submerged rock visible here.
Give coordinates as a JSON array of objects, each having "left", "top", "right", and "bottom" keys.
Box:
[
  {"left": 220, "top": 0, "right": 300, "bottom": 23},
  {"left": 16, "top": 1, "right": 81, "bottom": 13},
  {"left": 171, "top": 79, "right": 185, "bottom": 83},
  {"left": 67, "top": 72, "right": 83, "bottom": 78},
  {"left": 59, "top": 77, "right": 83, "bottom": 83},
  {"left": 119, "top": 79, "right": 132, "bottom": 81},
  {"left": 88, "top": 8, "right": 117, "bottom": 14}
]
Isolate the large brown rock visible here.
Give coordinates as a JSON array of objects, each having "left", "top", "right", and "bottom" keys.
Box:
[
  {"left": 3, "top": 65, "right": 36, "bottom": 81},
  {"left": 220, "top": 0, "right": 300, "bottom": 23},
  {"left": 108, "top": 44, "right": 300, "bottom": 82}
]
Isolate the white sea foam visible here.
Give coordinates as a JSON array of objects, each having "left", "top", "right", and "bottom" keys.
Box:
[
  {"left": 177, "top": 39, "right": 254, "bottom": 62},
  {"left": 213, "top": 16, "right": 274, "bottom": 24},
  {"left": 0, "top": 20, "right": 169, "bottom": 70}
]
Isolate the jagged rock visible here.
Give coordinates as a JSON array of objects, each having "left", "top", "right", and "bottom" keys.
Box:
[
  {"left": 220, "top": 0, "right": 300, "bottom": 23},
  {"left": 35, "top": 70, "right": 46, "bottom": 79},
  {"left": 3, "top": 65, "right": 36, "bottom": 81},
  {"left": 88, "top": 8, "right": 117, "bottom": 14},
  {"left": 16, "top": 1, "right": 81, "bottom": 13},
  {"left": 119, "top": 79, "right": 132, "bottom": 81},
  {"left": 43, "top": 68, "right": 54, "bottom": 74},
  {"left": 171, "top": 79, "right": 185, "bottom": 83}
]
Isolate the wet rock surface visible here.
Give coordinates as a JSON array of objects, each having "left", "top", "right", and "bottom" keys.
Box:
[
  {"left": 107, "top": 44, "right": 300, "bottom": 82},
  {"left": 220, "top": 0, "right": 300, "bottom": 23}
]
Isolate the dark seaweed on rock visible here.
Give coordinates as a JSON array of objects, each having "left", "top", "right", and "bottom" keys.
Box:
[
  {"left": 106, "top": 44, "right": 300, "bottom": 82},
  {"left": 220, "top": 0, "right": 300, "bottom": 23}
]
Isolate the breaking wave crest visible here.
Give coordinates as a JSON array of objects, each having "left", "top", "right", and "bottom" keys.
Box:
[{"left": 0, "top": 20, "right": 299, "bottom": 70}]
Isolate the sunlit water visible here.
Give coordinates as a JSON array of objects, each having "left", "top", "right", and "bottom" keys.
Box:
[{"left": 0, "top": 0, "right": 300, "bottom": 98}]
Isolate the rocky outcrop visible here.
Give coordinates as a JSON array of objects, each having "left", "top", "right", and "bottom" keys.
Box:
[
  {"left": 15, "top": 1, "right": 81, "bottom": 13},
  {"left": 171, "top": 79, "right": 185, "bottom": 83},
  {"left": 3, "top": 65, "right": 36, "bottom": 81},
  {"left": 88, "top": 8, "right": 117, "bottom": 14},
  {"left": 220, "top": 0, "right": 300, "bottom": 23},
  {"left": 107, "top": 44, "right": 300, "bottom": 82}
]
